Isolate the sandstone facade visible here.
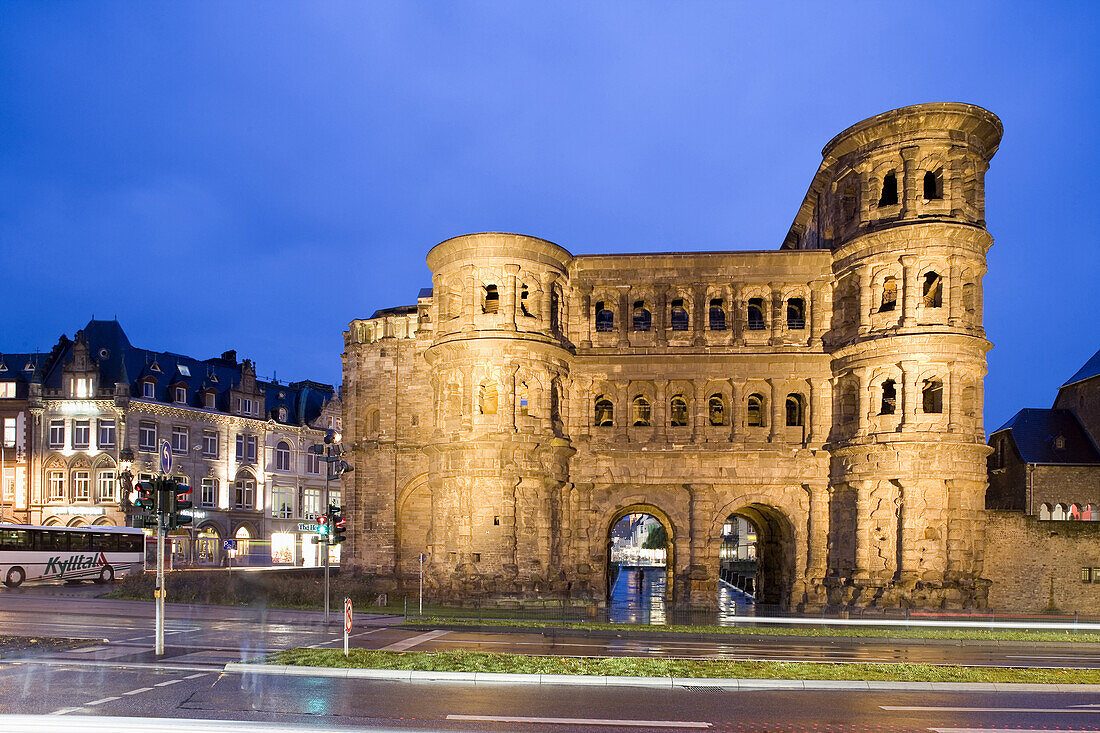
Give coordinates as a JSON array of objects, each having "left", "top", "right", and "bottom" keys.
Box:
[{"left": 342, "top": 103, "right": 1002, "bottom": 610}]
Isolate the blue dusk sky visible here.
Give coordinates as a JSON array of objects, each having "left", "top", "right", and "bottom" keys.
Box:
[{"left": 1, "top": 2, "right": 1097, "bottom": 432}]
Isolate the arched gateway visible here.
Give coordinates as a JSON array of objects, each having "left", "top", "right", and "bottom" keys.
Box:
[{"left": 344, "top": 103, "right": 1001, "bottom": 611}]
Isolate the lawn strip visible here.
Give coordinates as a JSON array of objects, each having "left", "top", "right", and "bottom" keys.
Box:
[
  {"left": 268, "top": 648, "right": 1100, "bottom": 684},
  {"left": 0, "top": 635, "right": 98, "bottom": 654}
]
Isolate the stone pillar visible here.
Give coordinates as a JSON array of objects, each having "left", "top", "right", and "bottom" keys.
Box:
[
  {"left": 854, "top": 368, "right": 869, "bottom": 436},
  {"left": 729, "top": 380, "right": 743, "bottom": 442},
  {"left": 655, "top": 285, "right": 669, "bottom": 346},
  {"left": 948, "top": 145, "right": 966, "bottom": 218},
  {"left": 807, "top": 379, "right": 821, "bottom": 445},
  {"left": 900, "top": 360, "right": 917, "bottom": 429},
  {"left": 693, "top": 284, "right": 707, "bottom": 346},
  {"left": 947, "top": 255, "right": 961, "bottom": 327},
  {"left": 806, "top": 482, "right": 829, "bottom": 584},
  {"left": 976, "top": 265, "right": 987, "bottom": 328},
  {"left": 463, "top": 265, "right": 477, "bottom": 331},
  {"left": 504, "top": 264, "right": 520, "bottom": 331},
  {"left": 899, "top": 145, "right": 920, "bottom": 218},
  {"left": 975, "top": 377, "right": 985, "bottom": 435},
  {"left": 767, "top": 378, "right": 781, "bottom": 443},
  {"left": 614, "top": 380, "right": 630, "bottom": 441},
  {"left": 769, "top": 282, "right": 784, "bottom": 344},
  {"left": 691, "top": 379, "right": 705, "bottom": 443},
  {"left": 654, "top": 381, "right": 667, "bottom": 442},
  {"left": 852, "top": 480, "right": 871, "bottom": 581},
  {"left": 855, "top": 265, "right": 870, "bottom": 335},
  {"left": 731, "top": 285, "right": 744, "bottom": 346},
  {"left": 541, "top": 273, "right": 557, "bottom": 333},
  {"left": 809, "top": 282, "right": 826, "bottom": 347},
  {"left": 900, "top": 255, "right": 917, "bottom": 327},
  {"left": 947, "top": 362, "right": 961, "bottom": 433},
  {"left": 505, "top": 364, "right": 518, "bottom": 432},
  {"left": 432, "top": 272, "right": 445, "bottom": 323},
  {"left": 617, "top": 289, "right": 630, "bottom": 348},
  {"left": 579, "top": 285, "right": 593, "bottom": 348}
]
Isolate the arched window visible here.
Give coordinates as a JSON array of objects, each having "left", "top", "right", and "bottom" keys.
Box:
[
  {"left": 878, "top": 171, "right": 898, "bottom": 207},
  {"left": 747, "top": 394, "right": 765, "bottom": 427},
  {"left": 1053, "top": 504, "right": 1068, "bottom": 521},
  {"left": 277, "top": 406, "right": 288, "bottom": 422},
  {"left": 1084, "top": 504, "right": 1097, "bottom": 521},
  {"left": 483, "top": 284, "right": 499, "bottom": 313},
  {"left": 708, "top": 394, "right": 727, "bottom": 426},
  {"left": 747, "top": 298, "right": 766, "bottom": 330},
  {"left": 594, "top": 396, "right": 614, "bottom": 426},
  {"left": 275, "top": 441, "right": 291, "bottom": 472},
  {"left": 368, "top": 409, "right": 380, "bottom": 435},
  {"left": 669, "top": 395, "right": 688, "bottom": 426},
  {"left": 923, "top": 271, "right": 943, "bottom": 308},
  {"left": 594, "top": 301, "right": 614, "bottom": 332},
  {"left": 669, "top": 299, "right": 689, "bottom": 331},
  {"left": 880, "top": 379, "right": 897, "bottom": 415},
  {"left": 880, "top": 276, "right": 898, "bottom": 312},
  {"left": 550, "top": 379, "right": 561, "bottom": 424},
  {"left": 550, "top": 289, "right": 560, "bottom": 333},
  {"left": 479, "top": 383, "right": 498, "bottom": 415},
  {"left": 785, "top": 394, "right": 804, "bottom": 427},
  {"left": 840, "top": 383, "right": 857, "bottom": 425},
  {"left": 1070, "top": 503, "right": 1082, "bottom": 520},
  {"left": 632, "top": 301, "right": 651, "bottom": 332},
  {"left": 518, "top": 382, "right": 529, "bottom": 416},
  {"left": 921, "top": 379, "right": 943, "bottom": 414},
  {"left": 708, "top": 299, "right": 726, "bottom": 330},
  {"left": 520, "top": 284, "right": 533, "bottom": 317},
  {"left": 234, "top": 525, "right": 251, "bottom": 556},
  {"left": 962, "top": 282, "right": 976, "bottom": 314},
  {"left": 632, "top": 396, "right": 651, "bottom": 426},
  {"left": 1039, "top": 503, "right": 1052, "bottom": 520},
  {"left": 786, "top": 298, "right": 805, "bottom": 329},
  {"left": 923, "top": 169, "right": 943, "bottom": 200}
]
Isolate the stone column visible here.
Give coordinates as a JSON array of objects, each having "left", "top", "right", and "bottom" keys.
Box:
[
  {"left": 806, "top": 379, "right": 820, "bottom": 445},
  {"left": 852, "top": 480, "right": 871, "bottom": 581},
  {"left": 432, "top": 272, "right": 445, "bottom": 323},
  {"left": 693, "top": 284, "right": 707, "bottom": 346},
  {"left": 948, "top": 145, "right": 966, "bottom": 218},
  {"left": 731, "top": 285, "right": 744, "bottom": 346},
  {"left": 767, "top": 378, "right": 781, "bottom": 443},
  {"left": 617, "top": 289, "right": 630, "bottom": 348},
  {"left": 541, "top": 273, "right": 557, "bottom": 333},
  {"left": 855, "top": 265, "right": 870, "bottom": 336},
  {"left": 579, "top": 285, "right": 593, "bottom": 348},
  {"left": 504, "top": 264, "right": 520, "bottom": 331},
  {"left": 729, "top": 380, "right": 743, "bottom": 442},
  {"left": 460, "top": 369, "right": 473, "bottom": 431},
  {"left": 900, "top": 360, "right": 917, "bottom": 429},
  {"left": 947, "top": 362, "right": 961, "bottom": 433},
  {"left": 505, "top": 364, "right": 518, "bottom": 432},
  {"left": 614, "top": 380, "right": 630, "bottom": 441},
  {"left": 806, "top": 482, "right": 829, "bottom": 584},
  {"left": 769, "top": 282, "right": 784, "bottom": 344},
  {"left": 976, "top": 265, "right": 987, "bottom": 328},
  {"left": 975, "top": 377, "right": 986, "bottom": 435},
  {"left": 463, "top": 265, "right": 477, "bottom": 331},
  {"left": 809, "top": 282, "right": 826, "bottom": 347},
  {"left": 900, "top": 255, "right": 917, "bottom": 327},
  {"left": 654, "top": 381, "right": 667, "bottom": 442},
  {"left": 655, "top": 285, "right": 669, "bottom": 346},
  {"left": 899, "top": 145, "right": 920, "bottom": 218},
  {"left": 947, "top": 255, "right": 962, "bottom": 327},
  {"left": 691, "top": 380, "right": 705, "bottom": 443}
]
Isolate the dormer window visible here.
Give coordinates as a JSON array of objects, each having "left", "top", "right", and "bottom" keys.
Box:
[
  {"left": 73, "top": 377, "right": 92, "bottom": 398},
  {"left": 150, "top": 361, "right": 161, "bottom": 373},
  {"left": 0, "top": 382, "right": 15, "bottom": 398},
  {"left": 142, "top": 381, "right": 155, "bottom": 399},
  {"left": 174, "top": 386, "right": 187, "bottom": 404},
  {"left": 209, "top": 373, "right": 219, "bottom": 384},
  {"left": 278, "top": 406, "right": 288, "bottom": 422},
  {"left": 237, "top": 397, "right": 254, "bottom": 416},
  {"left": 204, "top": 391, "right": 216, "bottom": 409},
  {"left": 1053, "top": 434, "right": 1067, "bottom": 451},
  {"left": 178, "top": 365, "right": 191, "bottom": 377}
]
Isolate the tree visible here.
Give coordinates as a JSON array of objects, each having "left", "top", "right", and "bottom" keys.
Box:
[{"left": 642, "top": 523, "right": 667, "bottom": 550}]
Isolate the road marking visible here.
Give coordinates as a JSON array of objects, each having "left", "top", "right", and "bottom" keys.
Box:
[
  {"left": 48, "top": 706, "right": 85, "bottom": 715},
  {"left": 84, "top": 696, "right": 121, "bottom": 706},
  {"left": 184, "top": 672, "right": 208, "bottom": 679},
  {"left": 884, "top": 706, "right": 1100, "bottom": 714},
  {"left": 122, "top": 687, "right": 154, "bottom": 695},
  {"left": 448, "top": 714, "right": 710, "bottom": 728},
  {"left": 378, "top": 630, "right": 450, "bottom": 651},
  {"left": 349, "top": 629, "right": 384, "bottom": 639},
  {"left": 154, "top": 679, "right": 182, "bottom": 687}
]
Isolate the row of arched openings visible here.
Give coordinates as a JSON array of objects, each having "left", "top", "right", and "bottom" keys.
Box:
[
  {"left": 594, "top": 393, "right": 805, "bottom": 428},
  {"left": 595, "top": 298, "right": 806, "bottom": 334},
  {"left": 1039, "top": 503, "right": 1099, "bottom": 521}
]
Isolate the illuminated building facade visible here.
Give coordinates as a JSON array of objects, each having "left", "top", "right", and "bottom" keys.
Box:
[
  {"left": 343, "top": 103, "right": 1002, "bottom": 610},
  {"left": 0, "top": 353, "right": 45, "bottom": 524},
  {"left": 6, "top": 319, "right": 342, "bottom": 566}
]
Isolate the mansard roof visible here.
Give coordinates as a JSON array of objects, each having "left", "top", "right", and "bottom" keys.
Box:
[
  {"left": 1062, "top": 347, "right": 1100, "bottom": 388},
  {"left": 991, "top": 408, "right": 1100, "bottom": 466}
]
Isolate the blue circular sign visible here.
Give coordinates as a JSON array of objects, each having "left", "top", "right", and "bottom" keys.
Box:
[{"left": 159, "top": 439, "right": 172, "bottom": 475}]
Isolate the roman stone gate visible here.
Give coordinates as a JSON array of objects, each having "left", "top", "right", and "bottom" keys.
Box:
[{"left": 342, "top": 103, "right": 1001, "bottom": 610}]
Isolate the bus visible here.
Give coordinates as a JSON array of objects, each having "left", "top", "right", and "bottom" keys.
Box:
[{"left": 0, "top": 524, "right": 146, "bottom": 588}]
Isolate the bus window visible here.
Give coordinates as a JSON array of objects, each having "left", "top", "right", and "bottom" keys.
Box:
[
  {"left": 0, "top": 529, "right": 30, "bottom": 551},
  {"left": 121, "top": 534, "right": 145, "bottom": 553},
  {"left": 90, "top": 533, "right": 118, "bottom": 552},
  {"left": 34, "top": 531, "right": 69, "bottom": 552},
  {"left": 70, "top": 532, "right": 91, "bottom": 551}
]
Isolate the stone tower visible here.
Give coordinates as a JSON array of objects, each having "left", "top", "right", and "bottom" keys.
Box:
[{"left": 784, "top": 103, "right": 1001, "bottom": 606}]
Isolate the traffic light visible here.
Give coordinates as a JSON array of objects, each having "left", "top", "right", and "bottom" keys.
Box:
[
  {"left": 169, "top": 480, "right": 193, "bottom": 529},
  {"left": 134, "top": 480, "right": 159, "bottom": 529},
  {"left": 330, "top": 505, "right": 347, "bottom": 544},
  {"left": 317, "top": 513, "right": 330, "bottom": 541}
]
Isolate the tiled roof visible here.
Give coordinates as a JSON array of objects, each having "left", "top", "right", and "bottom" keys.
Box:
[
  {"left": 369, "top": 305, "right": 418, "bottom": 319},
  {"left": 1063, "top": 347, "right": 1100, "bottom": 387},
  {"left": 991, "top": 408, "right": 1100, "bottom": 465}
]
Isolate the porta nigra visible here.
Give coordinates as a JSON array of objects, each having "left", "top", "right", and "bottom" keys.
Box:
[{"left": 342, "top": 103, "right": 1001, "bottom": 610}]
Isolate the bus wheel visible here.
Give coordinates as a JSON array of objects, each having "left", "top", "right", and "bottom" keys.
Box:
[
  {"left": 4, "top": 566, "right": 25, "bottom": 588},
  {"left": 94, "top": 566, "right": 115, "bottom": 584}
]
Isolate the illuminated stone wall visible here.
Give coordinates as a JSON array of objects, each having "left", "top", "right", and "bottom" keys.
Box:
[{"left": 343, "top": 103, "right": 1004, "bottom": 610}]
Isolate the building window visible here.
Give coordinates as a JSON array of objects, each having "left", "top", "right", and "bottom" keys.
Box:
[
  {"left": 204, "top": 391, "right": 216, "bottom": 409},
  {"left": 923, "top": 272, "right": 943, "bottom": 308},
  {"left": 2, "top": 417, "right": 14, "bottom": 447},
  {"left": 923, "top": 169, "right": 943, "bottom": 200},
  {"left": 275, "top": 441, "right": 291, "bottom": 472},
  {"left": 247, "top": 436, "right": 257, "bottom": 463},
  {"left": 479, "top": 383, "right": 498, "bottom": 415},
  {"left": 139, "top": 421, "right": 157, "bottom": 451},
  {"left": 785, "top": 394, "right": 804, "bottom": 427},
  {"left": 880, "top": 277, "right": 898, "bottom": 312},
  {"left": 49, "top": 419, "right": 65, "bottom": 449},
  {"left": 72, "top": 470, "right": 90, "bottom": 501},
  {"left": 594, "top": 302, "right": 614, "bottom": 332},
  {"left": 142, "top": 381, "right": 155, "bottom": 399},
  {"left": 175, "top": 386, "right": 187, "bottom": 404},
  {"left": 233, "top": 478, "right": 255, "bottom": 510},
  {"left": 72, "top": 419, "right": 91, "bottom": 449},
  {"left": 202, "top": 429, "right": 218, "bottom": 458},
  {"left": 518, "top": 383, "right": 529, "bottom": 417},
  {"left": 747, "top": 298, "right": 766, "bottom": 330},
  {"left": 329, "top": 489, "right": 341, "bottom": 510},
  {"left": 199, "top": 478, "right": 218, "bottom": 508},
  {"left": 632, "top": 301, "right": 651, "bottom": 332},
  {"left": 302, "top": 488, "right": 321, "bottom": 519},
  {"left": 48, "top": 470, "right": 64, "bottom": 501},
  {"left": 878, "top": 171, "right": 898, "bottom": 207},
  {"left": 97, "top": 470, "right": 116, "bottom": 502},
  {"left": 631, "top": 396, "right": 651, "bottom": 427},
  {"left": 278, "top": 406, "right": 288, "bottom": 422},
  {"left": 0, "top": 382, "right": 16, "bottom": 398},
  {"left": 519, "top": 284, "right": 532, "bottom": 317},
  {"left": 786, "top": 298, "right": 805, "bottom": 329},
  {"left": 880, "top": 380, "right": 897, "bottom": 415},
  {"left": 73, "top": 377, "right": 92, "bottom": 398},
  {"left": 97, "top": 419, "right": 116, "bottom": 448},
  {"left": 708, "top": 394, "right": 727, "bottom": 426},
  {"left": 594, "top": 396, "right": 614, "bottom": 427},
  {"left": 709, "top": 299, "right": 726, "bottom": 331},
  {"left": 669, "top": 395, "right": 689, "bottom": 427},
  {"left": 483, "top": 284, "right": 499, "bottom": 313},
  {"left": 1083, "top": 568, "right": 1093, "bottom": 583},
  {"left": 306, "top": 447, "right": 320, "bottom": 474},
  {"left": 669, "top": 299, "right": 689, "bottom": 331},
  {"left": 238, "top": 398, "right": 255, "bottom": 416},
  {"left": 272, "top": 485, "right": 294, "bottom": 519},
  {"left": 171, "top": 425, "right": 188, "bottom": 454},
  {"left": 747, "top": 394, "right": 765, "bottom": 427},
  {"left": 922, "top": 379, "right": 943, "bottom": 414}
]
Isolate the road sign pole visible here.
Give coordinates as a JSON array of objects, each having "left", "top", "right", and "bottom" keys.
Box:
[
  {"left": 344, "top": 597, "right": 352, "bottom": 657},
  {"left": 155, "top": 507, "right": 165, "bottom": 656},
  {"left": 418, "top": 553, "right": 425, "bottom": 617}
]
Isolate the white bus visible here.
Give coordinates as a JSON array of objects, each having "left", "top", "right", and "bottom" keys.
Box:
[{"left": 0, "top": 525, "right": 146, "bottom": 588}]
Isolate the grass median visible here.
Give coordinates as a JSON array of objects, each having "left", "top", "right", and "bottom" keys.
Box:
[
  {"left": 268, "top": 648, "right": 1100, "bottom": 684},
  {"left": 403, "top": 616, "right": 1100, "bottom": 644}
]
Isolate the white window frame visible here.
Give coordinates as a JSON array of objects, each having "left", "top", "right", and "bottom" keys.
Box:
[
  {"left": 306, "top": 448, "right": 319, "bottom": 475},
  {"left": 143, "top": 381, "right": 155, "bottom": 399},
  {"left": 0, "top": 382, "right": 16, "bottom": 398},
  {"left": 272, "top": 485, "right": 294, "bottom": 519},
  {"left": 233, "top": 478, "right": 255, "bottom": 510},
  {"left": 49, "top": 419, "right": 65, "bottom": 449},
  {"left": 72, "top": 419, "right": 91, "bottom": 449},
  {"left": 301, "top": 487, "right": 321, "bottom": 519},
  {"left": 171, "top": 425, "right": 188, "bottom": 454},
  {"left": 138, "top": 421, "right": 157, "bottom": 451},
  {"left": 202, "top": 429, "right": 218, "bottom": 458},
  {"left": 246, "top": 436, "right": 257, "bottom": 463},
  {"left": 175, "top": 386, "right": 187, "bottom": 404},
  {"left": 200, "top": 478, "right": 218, "bottom": 508},
  {"left": 204, "top": 392, "right": 216, "bottom": 409},
  {"left": 97, "top": 418, "right": 116, "bottom": 448},
  {"left": 275, "top": 442, "right": 291, "bottom": 472},
  {"left": 72, "top": 470, "right": 90, "bottom": 501},
  {"left": 47, "top": 470, "right": 65, "bottom": 501},
  {"left": 2, "top": 417, "right": 15, "bottom": 448},
  {"left": 97, "top": 470, "right": 116, "bottom": 502}
]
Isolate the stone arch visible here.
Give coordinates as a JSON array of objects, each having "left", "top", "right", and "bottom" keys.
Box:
[
  {"left": 42, "top": 516, "right": 62, "bottom": 526},
  {"left": 92, "top": 516, "right": 114, "bottom": 526},
  {"left": 397, "top": 472, "right": 433, "bottom": 577},
  {"left": 66, "top": 516, "right": 87, "bottom": 527},
  {"left": 741, "top": 284, "right": 771, "bottom": 333},
  {"left": 872, "top": 264, "right": 902, "bottom": 315},
  {"left": 869, "top": 157, "right": 903, "bottom": 209},
  {"left": 603, "top": 502, "right": 677, "bottom": 605}
]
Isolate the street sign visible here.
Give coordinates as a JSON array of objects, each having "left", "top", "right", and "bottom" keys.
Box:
[
  {"left": 223, "top": 539, "right": 237, "bottom": 550},
  {"left": 418, "top": 553, "right": 427, "bottom": 563},
  {"left": 159, "top": 440, "right": 172, "bottom": 475},
  {"left": 344, "top": 597, "right": 353, "bottom": 633}
]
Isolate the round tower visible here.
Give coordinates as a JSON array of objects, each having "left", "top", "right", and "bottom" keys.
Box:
[
  {"left": 823, "top": 103, "right": 1002, "bottom": 608},
  {"left": 423, "top": 233, "right": 576, "bottom": 598}
]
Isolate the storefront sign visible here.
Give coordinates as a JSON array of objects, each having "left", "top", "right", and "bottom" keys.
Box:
[
  {"left": 51, "top": 506, "right": 106, "bottom": 516},
  {"left": 297, "top": 522, "right": 319, "bottom": 533}
]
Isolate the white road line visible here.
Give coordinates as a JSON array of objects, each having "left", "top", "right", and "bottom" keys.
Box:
[
  {"left": 378, "top": 630, "right": 450, "bottom": 651},
  {"left": 48, "top": 706, "right": 85, "bottom": 715},
  {"left": 348, "top": 629, "right": 384, "bottom": 639},
  {"left": 448, "top": 714, "right": 710, "bottom": 728},
  {"left": 122, "top": 687, "right": 154, "bottom": 695},
  {"left": 154, "top": 679, "right": 182, "bottom": 687},
  {"left": 884, "top": 706, "right": 1100, "bottom": 714},
  {"left": 84, "top": 696, "right": 121, "bottom": 706},
  {"left": 183, "top": 672, "right": 208, "bottom": 679}
]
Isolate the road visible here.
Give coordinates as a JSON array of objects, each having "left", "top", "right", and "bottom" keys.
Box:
[{"left": 3, "top": 589, "right": 1100, "bottom": 731}]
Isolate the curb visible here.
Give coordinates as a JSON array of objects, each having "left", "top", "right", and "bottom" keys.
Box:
[{"left": 222, "top": 663, "right": 1100, "bottom": 692}]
